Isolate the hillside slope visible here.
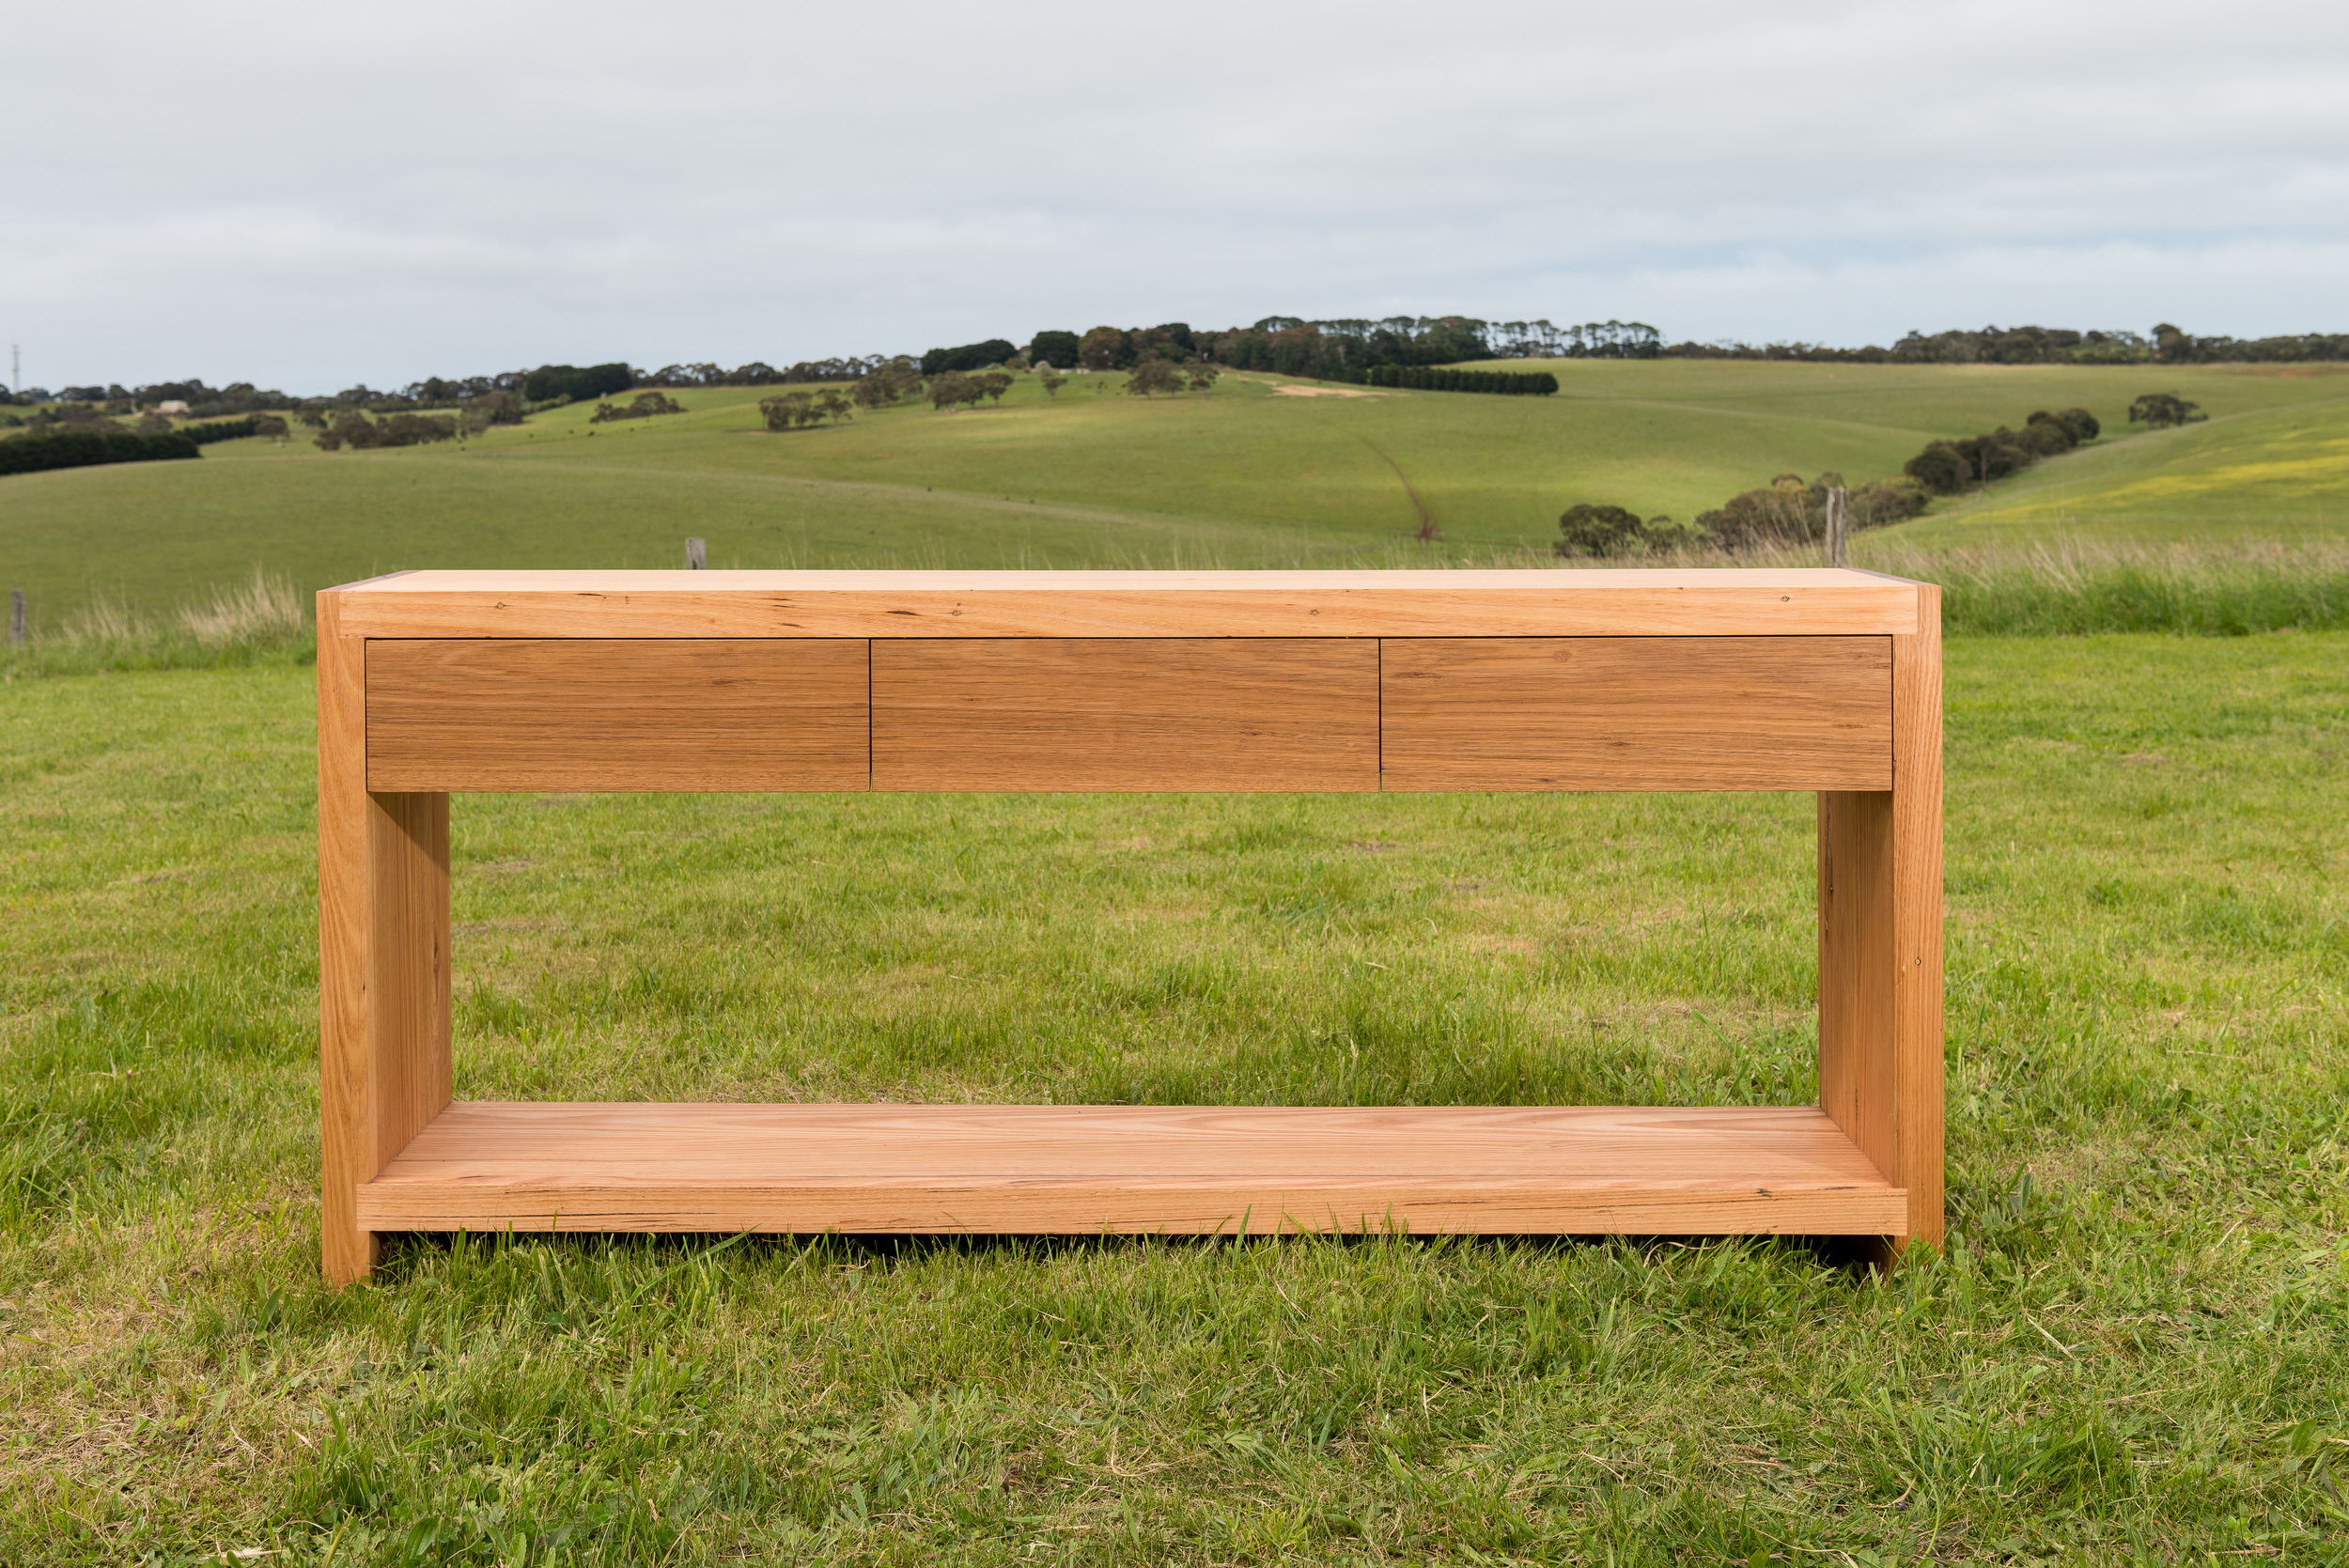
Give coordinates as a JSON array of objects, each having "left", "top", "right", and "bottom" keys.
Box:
[{"left": 2, "top": 361, "right": 2344, "bottom": 622}]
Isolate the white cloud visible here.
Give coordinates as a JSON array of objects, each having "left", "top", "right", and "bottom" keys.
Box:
[{"left": 4, "top": 0, "right": 2345, "bottom": 388}]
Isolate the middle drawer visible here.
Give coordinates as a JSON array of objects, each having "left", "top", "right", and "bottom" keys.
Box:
[{"left": 873, "top": 638, "right": 1380, "bottom": 791}]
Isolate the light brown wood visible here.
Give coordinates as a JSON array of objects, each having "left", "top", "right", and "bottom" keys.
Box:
[
  {"left": 1380, "top": 637, "right": 1891, "bottom": 791},
  {"left": 1816, "top": 787, "right": 1887, "bottom": 1190},
  {"left": 315, "top": 569, "right": 1946, "bottom": 1280},
  {"left": 366, "top": 639, "right": 871, "bottom": 792},
  {"left": 1816, "top": 586, "right": 1943, "bottom": 1252},
  {"left": 316, "top": 591, "right": 374, "bottom": 1284},
  {"left": 1890, "top": 586, "right": 1946, "bottom": 1248},
  {"left": 330, "top": 568, "right": 1926, "bottom": 641},
  {"left": 368, "top": 789, "right": 451, "bottom": 1181},
  {"left": 358, "top": 1102, "right": 1906, "bottom": 1235},
  {"left": 319, "top": 583, "right": 459, "bottom": 1285},
  {"left": 873, "top": 639, "right": 1378, "bottom": 791}
]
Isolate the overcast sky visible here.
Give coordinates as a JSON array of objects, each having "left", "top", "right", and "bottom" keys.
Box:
[{"left": 7, "top": 0, "right": 2346, "bottom": 392}]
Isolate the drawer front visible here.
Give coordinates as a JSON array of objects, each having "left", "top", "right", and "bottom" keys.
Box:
[
  {"left": 873, "top": 639, "right": 1378, "bottom": 791},
  {"left": 1380, "top": 637, "right": 1891, "bottom": 791},
  {"left": 366, "top": 639, "right": 871, "bottom": 792}
]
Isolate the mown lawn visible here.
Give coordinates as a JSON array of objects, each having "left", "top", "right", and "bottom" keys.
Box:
[{"left": 3, "top": 632, "right": 2345, "bottom": 1564}]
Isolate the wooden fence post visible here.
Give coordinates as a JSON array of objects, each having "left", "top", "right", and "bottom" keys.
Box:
[
  {"left": 8, "top": 590, "right": 23, "bottom": 644},
  {"left": 686, "top": 538, "right": 707, "bottom": 570},
  {"left": 1826, "top": 488, "right": 1848, "bottom": 568}
]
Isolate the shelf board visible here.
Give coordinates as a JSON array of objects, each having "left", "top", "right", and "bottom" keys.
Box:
[{"left": 359, "top": 1102, "right": 1903, "bottom": 1236}]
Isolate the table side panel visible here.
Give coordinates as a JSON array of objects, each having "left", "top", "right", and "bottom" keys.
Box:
[
  {"left": 1380, "top": 636, "right": 1892, "bottom": 791},
  {"left": 366, "top": 638, "right": 872, "bottom": 792},
  {"left": 873, "top": 638, "right": 1379, "bottom": 791}
]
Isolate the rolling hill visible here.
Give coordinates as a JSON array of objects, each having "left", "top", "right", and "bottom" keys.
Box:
[{"left": 2, "top": 360, "right": 2344, "bottom": 628}]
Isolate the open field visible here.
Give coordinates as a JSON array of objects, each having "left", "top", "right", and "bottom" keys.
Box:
[
  {"left": 5, "top": 633, "right": 2345, "bottom": 1563},
  {"left": 4, "top": 362, "right": 2347, "bottom": 627}
]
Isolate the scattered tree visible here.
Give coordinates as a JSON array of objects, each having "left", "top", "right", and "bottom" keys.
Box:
[
  {"left": 760, "top": 392, "right": 828, "bottom": 431},
  {"left": 927, "top": 372, "right": 972, "bottom": 412},
  {"left": 589, "top": 391, "right": 686, "bottom": 423},
  {"left": 853, "top": 359, "right": 924, "bottom": 410},
  {"left": 1038, "top": 370, "right": 1067, "bottom": 398},
  {"left": 1187, "top": 365, "right": 1221, "bottom": 394},
  {"left": 1125, "top": 361, "right": 1182, "bottom": 397},
  {"left": 313, "top": 411, "right": 458, "bottom": 450},
  {"left": 2129, "top": 392, "right": 2205, "bottom": 427}
]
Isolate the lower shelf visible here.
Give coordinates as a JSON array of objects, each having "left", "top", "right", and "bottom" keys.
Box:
[{"left": 357, "top": 1101, "right": 1904, "bottom": 1236}]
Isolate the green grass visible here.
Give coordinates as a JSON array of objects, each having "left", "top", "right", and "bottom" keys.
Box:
[
  {"left": 7, "top": 362, "right": 2349, "bottom": 630},
  {"left": 5, "top": 634, "right": 2346, "bottom": 1563}
]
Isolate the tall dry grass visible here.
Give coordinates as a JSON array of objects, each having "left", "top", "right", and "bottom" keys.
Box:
[
  {"left": 1436, "top": 532, "right": 2349, "bottom": 636},
  {"left": 4, "top": 540, "right": 2341, "bottom": 682},
  {"left": 3, "top": 567, "right": 314, "bottom": 680}
]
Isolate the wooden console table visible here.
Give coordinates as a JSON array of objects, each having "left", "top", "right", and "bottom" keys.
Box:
[{"left": 317, "top": 568, "right": 1942, "bottom": 1283}]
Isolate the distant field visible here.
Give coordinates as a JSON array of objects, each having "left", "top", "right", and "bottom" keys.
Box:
[{"left": 2, "top": 361, "right": 2346, "bottom": 626}]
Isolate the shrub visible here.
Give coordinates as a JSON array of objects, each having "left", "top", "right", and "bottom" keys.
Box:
[
  {"left": 1367, "top": 365, "right": 1556, "bottom": 395},
  {"left": 182, "top": 417, "right": 259, "bottom": 444},
  {"left": 1556, "top": 503, "right": 1650, "bottom": 556},
  {"left": 0, "top": 428, "right": 201, "bottom": 476},
  {"left": 1905, "top": 441, "right": 1969, "bottom": 494}
]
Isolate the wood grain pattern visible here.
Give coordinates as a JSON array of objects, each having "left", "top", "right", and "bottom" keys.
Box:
[
  {"left": 1380, "top": 637, "right": 1891, "bottom": 791},
  {"left": 366, "top": 639, "right": 871, "bottom": 792},
  {"left": 368, "top": 789, "right": 451, "bottom": 1188},
  {"left": 357, "top": 1102, "right": 1906, "bottom": 1235},
  {"left": 331, "top": 569, "right": 1926, "bottom": 641},
  {"left": 1816, "top": 787, "right": 1888, "bottom": 1188},
  {"left": 316, "top": 591, "right": 374, "bottom": 1284},
  {"left": 873, "top": 639, "right": 1378, "bottom": 791},
  {"left": 1816, "top": 586, "right": 1945, "bottom": 1254},
  {"left": 1890, "top": 585, "right": 1946, "bottom": 1248}
]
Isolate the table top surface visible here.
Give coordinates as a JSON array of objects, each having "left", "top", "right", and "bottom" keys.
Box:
[
  {"left": 336, "top": 567, "right": 1920, "bottom": 592},
  {"left": 323, "top": 568, "right": 1937, "bottom": 640}
]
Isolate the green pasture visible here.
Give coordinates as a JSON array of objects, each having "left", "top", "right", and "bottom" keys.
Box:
[
  {"left": 5, "top": 632, "right": 2346, "bottom": 1562},
  {"left": 5, "top": 362, "right": 2348, "bottom": 628}
]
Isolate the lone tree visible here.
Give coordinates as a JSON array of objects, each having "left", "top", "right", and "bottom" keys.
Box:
[
  {"left": 1038, "top": 370, "right": 1067, "bottom": 398},
  {"left": 2129, "top": 392, "right": 2205, "bottom": 428}
]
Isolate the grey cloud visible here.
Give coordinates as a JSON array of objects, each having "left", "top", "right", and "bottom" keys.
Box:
[{"left": 3, "top": 0, "right": 2345, "bottom": 388}]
